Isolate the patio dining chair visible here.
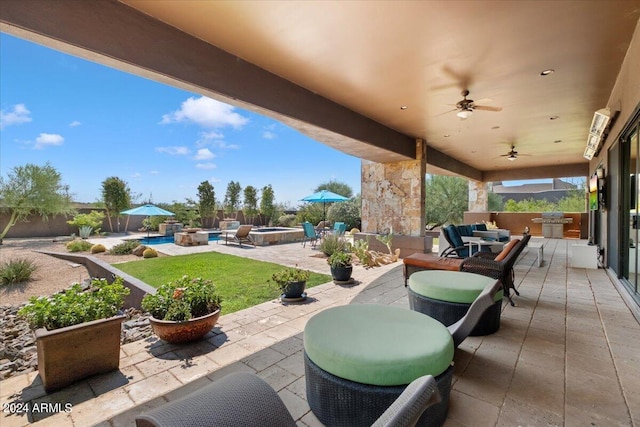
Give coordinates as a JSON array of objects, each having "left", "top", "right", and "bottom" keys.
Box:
[
  {"left": 302, "top": 221, "right": 321, "bottom": 248},
  {"left": 333, "top": 221, "right": 346, "bottom": 236},
  {"left": 135, "top": 371, "right": 441, "bottom": 427}
]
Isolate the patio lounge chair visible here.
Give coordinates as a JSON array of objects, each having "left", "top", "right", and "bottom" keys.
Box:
[
  {"left": 135, "top": 371, "right": 441, "bottom": 427},
  {"left": 223, "top": 224, "right": 255, "bottom": 247},
  {"left": 302, "top": 221, "right": 320, "bottom": 248}
]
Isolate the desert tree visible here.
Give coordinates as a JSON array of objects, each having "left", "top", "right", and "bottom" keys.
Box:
[
  {"left": 260, "top": 184, "right": 276, "bottom": 225},
  {"left": 0, "top": 163, "right": 75, "bottom": 243},
  {"left": 197, "top": 181, "right": 216, "bottom": 228},
  {"left": 243, "top": 185, "right": 259, "bottom": 225},
  {"left": 314, "top": 179, "right": 353, "bottom": 198},
  {"left": 100, "top": 176, "right": 132, "bottom": 232},
  {"left": 223, "top": 181, "right": 242, "bottom": 218}
]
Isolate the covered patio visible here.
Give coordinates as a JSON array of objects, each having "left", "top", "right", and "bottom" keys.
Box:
[{"left": 1, "top": 238, "right": 638, "bottom": 426}]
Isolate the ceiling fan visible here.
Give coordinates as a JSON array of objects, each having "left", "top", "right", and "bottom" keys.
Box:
[
  {"left": 500, "top": 145, "right": 530, "bottom": 161},
  {"left": 449, "top": 90, "right": 502, "bottom": 119}
]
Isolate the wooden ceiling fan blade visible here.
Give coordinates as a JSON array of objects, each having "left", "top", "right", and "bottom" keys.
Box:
[
  {"left": 436, "top": 108, "right": 458, "bottom": 117},
  {"left": 474, "top": 105, "right": 503, "bottom": 112}
]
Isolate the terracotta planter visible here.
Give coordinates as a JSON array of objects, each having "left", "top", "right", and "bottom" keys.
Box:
[
  {"left": 149, "top": 309, "right": 220, "bottom": 344},
  {"left": 35, "top": 315, "right": 125, "bottom": 393}
]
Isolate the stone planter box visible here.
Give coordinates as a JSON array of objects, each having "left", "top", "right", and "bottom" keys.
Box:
[
  {"left": 353, "top": 233, "right": 433, "bottom": 258},
  {"left": 35, "top": 315, "right": 125, "bottom": 392}
]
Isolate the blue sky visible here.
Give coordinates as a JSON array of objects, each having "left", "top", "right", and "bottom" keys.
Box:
[{"left": 0, "top": 34, "right": 362, "bottom": 207}]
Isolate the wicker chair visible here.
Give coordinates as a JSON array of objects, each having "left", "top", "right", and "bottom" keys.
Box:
[
  {"left": 136, "top": 371, "right": 440, "bottom": 427},
  {"left": 460, "top": 233, "right": 531, "bottom": 306}
]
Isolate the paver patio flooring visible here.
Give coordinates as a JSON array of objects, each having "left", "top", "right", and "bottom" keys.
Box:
[{"left": 1, "top": 237, "right": 638, "bottom": 426}]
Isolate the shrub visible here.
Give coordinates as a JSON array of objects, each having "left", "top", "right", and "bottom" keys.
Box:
[
  {"left": 66, "top": 239, "right": 93, "bottom": 252},
  {"left": 18, "top": 277, "right": 130, "bottom": 330},
  {"left": 143, "top": 248, "right": 158, "bottom": 258},
  {"left": 277, "top": 214, "right": 298, "bottom": 228},
  {"left": 141, "top": 275, "right": 222, "bottom": 321},
  {"left": 0, "top": 258, "right": 37, "bottom": 285},
  {"left": 90, "top": 243, "right": 106, "bottom": 254},
  {"left": 270, "top": 266, "right": 311, "bottom": 291},
  {"left": 327, "top": 251, "right": 352, "bottom": 268},
  {"left": 109, "top": 240, "right": 140, "bottom": 255},
  {"left": 327, "top": 199, "right": 361, "bottom": 230},
  {"left": 318, "top": 233, "right": 347, "bottom": 257},
  {"left": 67, "top": 211, "right": 105, "bottom": 235}
]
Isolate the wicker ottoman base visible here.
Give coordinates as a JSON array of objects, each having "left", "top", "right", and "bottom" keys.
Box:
[
  {"left": 408, "top": 288, "right": 501, "bottom": 336},
  {"left": 304, "top": 352, "right": 453, "bottom": 427}
]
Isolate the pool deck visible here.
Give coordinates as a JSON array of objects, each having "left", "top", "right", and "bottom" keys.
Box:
[{"left": 1, "top": 237, "right": 639, "bottom": 426}]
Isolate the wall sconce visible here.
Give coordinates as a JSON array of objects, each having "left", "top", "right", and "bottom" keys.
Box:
[{"left": 596, "top": 167, "right": 605, "bottom": 179}]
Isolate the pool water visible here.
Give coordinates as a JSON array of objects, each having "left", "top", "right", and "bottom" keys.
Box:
[{"left": 136, "top": 233, "right": 220, "bottom": 245}]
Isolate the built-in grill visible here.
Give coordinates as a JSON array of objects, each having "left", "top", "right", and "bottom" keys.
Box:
[{"left": 531, "top": 212, "right": 573, "bottom": 238}]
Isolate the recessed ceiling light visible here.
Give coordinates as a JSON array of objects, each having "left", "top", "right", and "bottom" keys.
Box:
[
  {"left": 400, "top": 106, "right": 408, "bottom": 110},
  {"left": 554, "top": 139, "right": 562, "bottom": 143},
  {"left": 550, "top": 116, "right": 559, "bottom": 120},
  {"left": 540, "top": 69, "right": 555, "bottom": 76},
  {"left": 491, "top": 126, "right": 500, "bottom": 130},
  {"left": 444, "top": 134, "right": 451, "bottom": 138}
]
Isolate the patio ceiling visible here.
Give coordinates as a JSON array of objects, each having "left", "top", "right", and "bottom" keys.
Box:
[{"left": 2, "top": 1, "right": 639, "bottom": 181}]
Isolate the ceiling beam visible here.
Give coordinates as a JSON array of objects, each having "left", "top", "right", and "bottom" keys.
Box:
[
  {"left": 483, "top": 163, "right": 589, "bottom": 182},
  {"left": 426, "top": 147, "right": 483, "bottom": 181},
  {"left": 0, "top": 0, "right": 416, "bottom": 163}
]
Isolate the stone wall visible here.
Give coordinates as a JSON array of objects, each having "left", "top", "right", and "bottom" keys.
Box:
[
  {"left": 468, "top": 181, "right": 489, "bottom": 212},
  {"left": 361, "top": 139, "right": 426, "bottom": 236}
]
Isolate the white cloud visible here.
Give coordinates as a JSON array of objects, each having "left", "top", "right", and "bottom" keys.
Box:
[
  {"left": 160, "top": 96, "right": 249, "bottom": 129},
  {"left": 155, "top": 146, "right": 190, "bottom": 155},
  {"left": 1, "top": 104, "right": 32, "bottom": 129},
  {"left": 201, "top": 131, "right": 224, "bottom": 140},
  {"left": 208, "top": 177, "right": 221, "bottom": 183},
  {"left": 131, "top": 172, "right": 142, "bottom": 179},
  {"left": 69, "top": 121, "right": 81, "bottom": 127},
  {"left": 150, "top": 170, "right": 160, "bottom": 175},
  {"left": 262, "top": 131, "right": 276, "bottom": 140},
  {"left": 194, "top": 148, "right": 215, "bottom": 161},
  {"left": 34, "top": 133, "right": 64, "bottom": 149},
  {"left": 196, "top": 162, "right": 217, "bottom": 170}
]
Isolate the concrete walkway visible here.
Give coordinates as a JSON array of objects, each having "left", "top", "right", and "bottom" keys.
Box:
[{"left": 1, "top": 238, "right": 639, "bottom": 426}]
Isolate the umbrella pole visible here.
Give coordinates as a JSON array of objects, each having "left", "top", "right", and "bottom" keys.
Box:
[{"left": 124, "top": 215, "right": 130, "bottom": 235}]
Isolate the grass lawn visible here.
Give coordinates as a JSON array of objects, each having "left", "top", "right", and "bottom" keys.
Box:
[{"left": 115, "top": 252, "right": 331, "bottom": 314}]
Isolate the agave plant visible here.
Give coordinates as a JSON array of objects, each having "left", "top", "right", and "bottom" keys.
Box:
[{"left": 79, "top": 225, "right": 93, "bottom": 239}]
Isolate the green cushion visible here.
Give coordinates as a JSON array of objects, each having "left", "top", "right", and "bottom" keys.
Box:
[
  {"left": 303, "top": 304, "right": 453, "bottom": 386},
  {"left": 409, "top": 270, "right": 503, "bottom": 303}
]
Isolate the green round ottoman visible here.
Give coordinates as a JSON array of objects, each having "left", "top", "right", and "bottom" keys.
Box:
[
  {"left": 303, "top": 304, "right": 454, "bottom": 427},
  {"left": 408, "top": 270, "right": 503, "bottom": 336}
]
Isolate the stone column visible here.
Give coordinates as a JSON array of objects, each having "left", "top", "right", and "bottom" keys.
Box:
[
  {"left": 361, "top": 139, "right": 426, "bottom": 236},
  {"left": 468, "top": 180, "right": 489, "bottom": 212}
]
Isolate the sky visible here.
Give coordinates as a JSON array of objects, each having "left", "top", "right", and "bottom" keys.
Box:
[{"left": 0, "top": 34, "right": 362, "bottom": 207}]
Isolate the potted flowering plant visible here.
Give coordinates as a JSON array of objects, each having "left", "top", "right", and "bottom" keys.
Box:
[
  {"left": 142, "top": 275, "right": 222, "bottom": 344},
  {"left": 270, "top": 265, "right": 310, "bottom": 300},
  {"left": 327, "top": 251, "right": 353, "bottom": 282},
  {"left": 18, "top": 277, "right": 130, "bottom": 392}
]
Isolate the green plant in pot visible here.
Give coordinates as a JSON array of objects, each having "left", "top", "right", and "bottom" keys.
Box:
[
  {"left": 141, "top": 275, "right": 222, "bottom": 344},
  {"left": 327, "top": 251, "right": 353, "bottom": 282},
  {"left": 270, "top": 265, "right": 310, "bottom": 300},
  {"left": 18, "top": 277, "right": 130, "bottom": 392}
]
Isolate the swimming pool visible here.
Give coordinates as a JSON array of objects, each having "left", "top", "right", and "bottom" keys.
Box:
[{"left": 136, "top": 232, "right": 221, "bottom": 245}]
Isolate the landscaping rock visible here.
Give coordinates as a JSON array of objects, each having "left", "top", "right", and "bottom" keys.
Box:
[{"left": 132, "top": 245, "right": 147, "bottom": 257}]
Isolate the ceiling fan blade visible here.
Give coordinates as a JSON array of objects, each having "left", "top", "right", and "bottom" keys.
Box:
[
  {"left": 474, "top": 98, "right": 493, "bottom": 104},
  {"left": 474, "top": 105, "right": 503, "bottom": 112},
  {"left": 436, "top": 108, "right": 458, "bottom": 117}
]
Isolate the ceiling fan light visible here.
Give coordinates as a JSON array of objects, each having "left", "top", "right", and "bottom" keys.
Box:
[
  {"left": 456, "top": 109, "right": 472, "bottom": 119},
  {"left": 507, "top": 154, "right": 517, "bottom": 161}
]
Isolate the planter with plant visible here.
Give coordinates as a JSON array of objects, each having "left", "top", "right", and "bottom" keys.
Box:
[
  {"left": 270, "top": 265, "right": 310, "bottom": 301},
  {"left": 18, "top": 277, "right": 130, "bottom": 392},
  {"left": 327, "top": 251, "right": 353, "bottom": 282},
  {"left": 141, "top": 275, "right": 222, "bottom": 344}
]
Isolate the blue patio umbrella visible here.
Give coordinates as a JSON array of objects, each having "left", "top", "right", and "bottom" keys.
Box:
[
  {"left": 121, "top": 204, "right": 175, "bottom": 238},
  {"left": 300, "top": 190, "right": 349, "bottom": 224}
]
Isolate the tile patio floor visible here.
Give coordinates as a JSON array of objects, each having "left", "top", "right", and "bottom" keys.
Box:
[{"left": 1, "top": 237, "right": 639, "bottom": 426}]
